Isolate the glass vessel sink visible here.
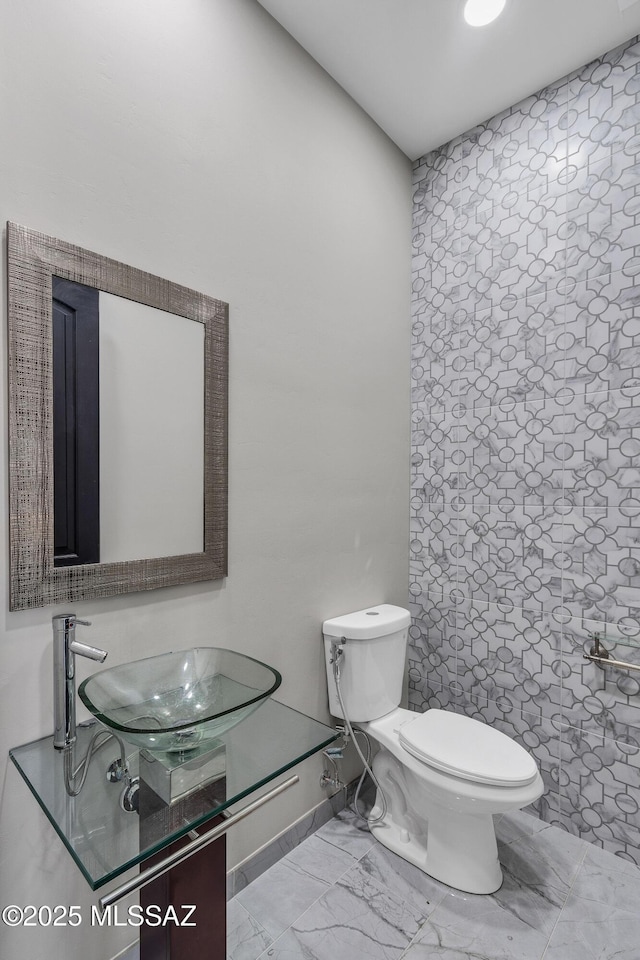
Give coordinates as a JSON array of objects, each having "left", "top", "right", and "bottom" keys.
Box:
[{"left": 78, "top": 647, "right": 281, "bottom": 753}]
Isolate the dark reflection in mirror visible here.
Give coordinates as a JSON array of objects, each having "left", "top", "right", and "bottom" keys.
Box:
[{"left": 52, "top": 277, "right": 100, "bottom": 566}]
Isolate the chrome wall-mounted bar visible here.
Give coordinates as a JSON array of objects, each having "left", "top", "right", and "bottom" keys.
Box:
[
  {"left": 583, "top": 632, "right": 640, "bottom": 674},
  {"left": 98, "top": 774, "right": 299, "bottom": 911}
]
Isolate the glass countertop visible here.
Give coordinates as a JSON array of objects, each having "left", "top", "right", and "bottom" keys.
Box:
[{"left": 10, "top": 699, "right": 338, "bottom": 890}]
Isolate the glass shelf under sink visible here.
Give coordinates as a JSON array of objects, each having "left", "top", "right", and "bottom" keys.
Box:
[{"left": 9, "top": 699, "right": 338, "bottom": 891}]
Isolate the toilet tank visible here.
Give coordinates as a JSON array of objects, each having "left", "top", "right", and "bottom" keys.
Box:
[{"left": 322, "top": 604, "right": 410, "bottom": 723}]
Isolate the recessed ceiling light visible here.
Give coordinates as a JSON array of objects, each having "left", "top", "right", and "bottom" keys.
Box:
[{"left": 463, "top": 0, "right": 507, "bottom": 27}]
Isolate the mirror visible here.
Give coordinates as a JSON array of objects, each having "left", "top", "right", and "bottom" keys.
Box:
[
  {"left": 7, "top": 222, "right": 228, "bottom": 610},
  {"left": 51, "top": 282, "right": 205, "bottom": 566}
]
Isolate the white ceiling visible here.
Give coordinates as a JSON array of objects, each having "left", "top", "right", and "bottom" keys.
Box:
[{"left": 257, "top": 0, "right": 640, "bottom": 159}]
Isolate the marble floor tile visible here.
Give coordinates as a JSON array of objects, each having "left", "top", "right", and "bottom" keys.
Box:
[
  {"left": 408, "top": 886, "right": 552, "bottom": 960},
  {"left": 401, "top": 942, "right": 488, "bottom": 960},
  {"left": 542, "top": 845, "right": 640, "bottom": 959},
  {"left": 313, "top": 806, "right": 376, "bottom": 861},
  {"left": 234, "top": 856, "right": 330, "bottom": 941},
  {"left": 283, "top": 832, "right": 358, "bottom": 885},
  {"left": 493, "top": 820, "right": 586, "bottom": 933},
  {"left": 228, "top": 899, "right": 273, "bottom": 960},
  {"left": 230, "top": 806, "right": 640, "bottom": 960},
  {"left": 581, "top": 842, "right": 640, "bottom": 880},
  {"left": 257, "top": 860, "right": 426, "bottom": 960},
  {"left": 357, "top": 841, "right": 448, "bottom": 919}
]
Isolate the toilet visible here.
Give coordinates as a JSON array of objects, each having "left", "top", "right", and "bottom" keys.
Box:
[{"left": 323, "top": 603, "right": 544, "bottom": 895}]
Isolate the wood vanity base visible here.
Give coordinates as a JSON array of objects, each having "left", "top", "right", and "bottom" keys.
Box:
[
  {"left": 139, "top": 816, "right": 226, "bottom": 960},
  {"left": 138, "top": 777, "right": 227, "bottom": 960}
]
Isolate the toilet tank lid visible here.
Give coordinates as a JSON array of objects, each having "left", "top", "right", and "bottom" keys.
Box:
[{"left": 322, "top": 604, "right": 410, "bottom": 640}]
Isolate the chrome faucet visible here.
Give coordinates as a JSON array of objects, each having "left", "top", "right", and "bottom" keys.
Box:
[
  {"left": 53, "top": 614, "right": 107, "bottom": 750},
  {"left": 52, "top": 614, "right": 133, "bottom": 801}
]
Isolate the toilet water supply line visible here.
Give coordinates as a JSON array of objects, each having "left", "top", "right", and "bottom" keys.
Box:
[{"left": 329, "top": 638, "right": 387, "bottom": 824}]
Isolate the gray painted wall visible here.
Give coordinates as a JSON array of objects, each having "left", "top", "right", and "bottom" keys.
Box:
[
  {"left": 0, "top": 2, "right": 410, "bottom": 958},
  {"left": 410, "top": 35, "right": 640, "bottom": 864}
]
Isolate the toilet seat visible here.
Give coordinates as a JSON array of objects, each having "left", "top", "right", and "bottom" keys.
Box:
[{"left": 399, "top": 710, "right": 538, "bottom": 787}]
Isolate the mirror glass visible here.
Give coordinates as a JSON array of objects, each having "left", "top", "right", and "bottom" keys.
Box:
[
  {"left": 52, "top": 284, "right": 205, "bottom": 566},
  {"left": 98, "top": 294, "right": 205, "bottom": 563},
  {"left": 7, "top": 222, "right": 228, "bottom": 610}
]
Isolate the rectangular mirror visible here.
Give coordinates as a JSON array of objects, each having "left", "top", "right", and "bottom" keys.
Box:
[{"left": 7, "top": 222, "right": 228, "bottom": 610}]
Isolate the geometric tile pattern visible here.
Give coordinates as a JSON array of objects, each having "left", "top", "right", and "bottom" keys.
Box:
[
  {"left": 227, "top": 807, "right": 640, "bottom": 960},
  {"left": 411, "top": 35, "right": 640, "bottom": 864}
]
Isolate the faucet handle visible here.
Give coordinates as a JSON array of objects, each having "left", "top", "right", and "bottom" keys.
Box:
[{"left": 70, "top": 617, "right": 92, "bottom": 627}]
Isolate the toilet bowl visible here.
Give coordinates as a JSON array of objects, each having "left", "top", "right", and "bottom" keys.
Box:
[
  {"left": 360, "top": 706, "right": 543, "bottom": 894},
  {"left": 323, "top": 604, "right": 544, "bottom": 895}
]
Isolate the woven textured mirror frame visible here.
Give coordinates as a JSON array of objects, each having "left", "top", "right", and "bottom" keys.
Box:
[{"left": 7, "top": 222, "right": 228, "bottom": 610}]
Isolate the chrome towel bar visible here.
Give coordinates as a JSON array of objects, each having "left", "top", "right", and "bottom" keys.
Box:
[
  {"left": 98, "top": 774, "right": 299, "bottom": 911},
  {"left": 583, "top": 633, "right": 640, "bottom": 674}
]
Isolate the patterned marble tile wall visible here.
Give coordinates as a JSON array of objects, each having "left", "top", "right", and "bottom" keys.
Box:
[{"left": 410, "top": 35, "right": 640, "bottom": 864}]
